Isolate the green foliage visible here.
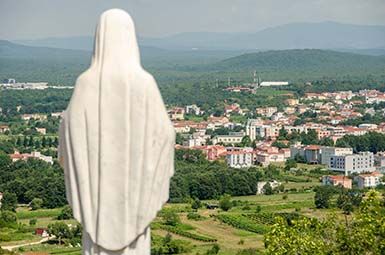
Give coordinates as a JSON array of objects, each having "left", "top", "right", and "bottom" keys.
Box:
[
  {"left": 57, "top": 205, "right": 73, "bottom": 220},
  {"left": 262, "top": 183, "right": 273, "bottom": 195},
  {"left": 191, "top": 198, "right": 201, "bottom": 210},
  {"left": 162, "top": 211, "right": 181, "bottom": 226},
  {"left": 151, "top": 233, "right": 192, "bottom": 254},
  {"left": 157, "top": 224, "right": 217, "bottom": 242},
  {"left": 264, "top": 190, "right": 385, "bottom": 254},
  {"left": 205, "top": 244, "right": 220, "bottom": 255},
  {"left": 0, "top": 157, "right": 66, "bottom": 209},
  {"left": 0, "top": 210, "right": 17, "bottom": 228},
  {"left": 0, "top": 192, "right": 17, "bottom": 211},
  {"left": 219, "top": 194, "right": 232, "bottom": 211},
  {"left": 47, "top": 222, "right": 82, "bottom": 246},
  {"left": 170, "top": 154, "right": 262, "bottom": 202},
  {"left": 29, "top": 218, "right": 37, "bottom": 226},
  {"left": 314, "top": 185, "right": 335, "bottom": 209},
  {"left": 216, "top": 214, "right": 268, "bottom": 234},
  {"left": 30, "top": 198, "right": 43, "bottom": 210},
  {"left": 336, "top": 132, "right": 385, "bottom": 153},
  {"left": 186, "top": 212, "right": 205, "bottom": 221}
]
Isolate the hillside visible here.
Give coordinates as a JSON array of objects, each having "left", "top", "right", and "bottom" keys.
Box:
[
  {"left": 210, "top": 49, "right": 385, "bottom": 80},
  {"left": 15, "top": 22, "right": 385, "bottom": 52}
]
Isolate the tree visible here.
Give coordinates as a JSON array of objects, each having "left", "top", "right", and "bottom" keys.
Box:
[
  {"left": 30, "top": 198, "right": 43, "bottom": 210},
  {"left": 314, "top": 186, "right": 334, "bottom": 209},
  {"left": 191, "top": 198, "right": 201, "bottom": 210},
  {"left": 0, "top": 210, "right": 17, "bottom": 227},
  {"left": 263, "top": 182, "right": 274, "bottom": 195},
  {"left": 162, "top": 210, "right": 181, "bottom": 226},
  {"left": 47, "top": 222, "right": 71, "bottom": 245},
  {"left": 219, "top": 194, "right": 232, "bottom": 211},
  {"left": 1, "top": 192, "right": 17, "bottom": 211},
  {"left": 57, "top": 205, "right": 73, "bottom": 220},
  {"left": 264, "top": 190, "right": 385, "bottom": 255},
  {"left": 284, "top": 159, "right": 297, "bottom": 171}
]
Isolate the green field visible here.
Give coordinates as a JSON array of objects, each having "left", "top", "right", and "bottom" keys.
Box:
[{"left": 0, "top": 189, "right": 334, "bottom": 255}]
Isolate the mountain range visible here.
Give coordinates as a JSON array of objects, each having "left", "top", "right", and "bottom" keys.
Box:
[{"left": 14, "top": 22, "right": 385, "bottom": 53}]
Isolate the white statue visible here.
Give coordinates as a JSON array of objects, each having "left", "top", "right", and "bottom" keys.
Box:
[{"left": 58, "top": 9, "right": 175, "bottom": 255}]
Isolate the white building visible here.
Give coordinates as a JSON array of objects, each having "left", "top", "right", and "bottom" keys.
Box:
[
  {"left": 185, "top": 104, "right": 202, "bottom": 115},
  {"left": 256, "top": 180, "right": 281, "bottom": 194},
  {"left": 226, "top": 148, "right": 253, "bottom": 169},
  {"left": 213, "top": 132, "right": 245, "bottom": 145},
  {"left": 320, "top": 146, "right": 353, "bottom": 165},
  {"left": 260, "top": 81, "right": 289, "bottom": 87},
  {"left": 329, "top": 152, "right": 375, "bottom": 175},
  {"left": 354, "top": 172, "right": 383, "bottom": 189}
]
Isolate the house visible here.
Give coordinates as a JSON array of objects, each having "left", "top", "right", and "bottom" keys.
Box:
[
  {"left": 21, "top": 114, "right": 47, "bottom": 121},
  {"left": 9, "top": 151, "right": 53, "bottom": 164},
  {"left": 256, "top": 180, "right": 281, "bottom": 194},
  {"left": 35, "top": 228, "right": 49, "bottom": 237},
  {"left": 255, "top": 107, "right": 277, "bottom": 117},
  {"left": 168, "top": 107, "right": 185, "bottom": 120},
  {"left": 322, "top": 175, "right": 352, "bottom": 189},
  {"left": 35, "top": 127, "right": 46, "bottom": 135},
  {"left": 0, "top": 125, "right": 10, "bottom": 133},
  {"left": 185, "top": 104, "right": 202, "bottom": 115},
  {"left": 354, "top": 172, "right": 383, "bottom": 189}
]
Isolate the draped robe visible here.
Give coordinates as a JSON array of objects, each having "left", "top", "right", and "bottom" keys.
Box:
[{"left": 58, "top": 9, "right": 175, "bottom": 254}]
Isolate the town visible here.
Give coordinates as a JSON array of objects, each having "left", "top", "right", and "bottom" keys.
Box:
[{"left": 169, "top": 88, "right": 385, "bottom": 190}]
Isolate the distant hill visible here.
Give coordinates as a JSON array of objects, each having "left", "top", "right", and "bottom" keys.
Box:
[
  {"left": 206, "top": 49, "right": 385, "bottom": 80},
  {"left": 15, "top": 22, "right": 385, "bottom": 52}
]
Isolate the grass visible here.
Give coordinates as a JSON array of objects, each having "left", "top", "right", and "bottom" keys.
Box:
[{"left": 17, "top": 207, "right": 63, "bottom": 220}]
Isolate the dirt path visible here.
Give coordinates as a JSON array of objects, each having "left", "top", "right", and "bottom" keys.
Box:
[{"left": 1, "top": 236, "right": 53, "bottom": 251}]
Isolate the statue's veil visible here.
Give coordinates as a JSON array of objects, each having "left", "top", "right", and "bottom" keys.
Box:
[{"left": 59, "top": 9, "right": 175, "bottom": 251}]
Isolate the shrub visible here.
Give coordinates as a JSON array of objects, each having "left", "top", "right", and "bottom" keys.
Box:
[{"left": 219, "top": 194, "right": 232, "bottom": 211}]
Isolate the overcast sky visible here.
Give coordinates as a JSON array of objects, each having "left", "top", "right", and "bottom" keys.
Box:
[{"left": 1, "top": 0, "right": 385, "bottom": 39}]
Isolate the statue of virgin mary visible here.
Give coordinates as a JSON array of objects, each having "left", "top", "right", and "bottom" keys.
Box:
[{"left": 58, "top": 9, "right": 175, "bottom": 255}]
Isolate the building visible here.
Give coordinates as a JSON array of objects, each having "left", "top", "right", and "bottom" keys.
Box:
[
  {"left": 354, "top": 172, "right": 383, "bottom": 189},
  {"left": 226, "top": 148, "right": 254, "bottom": 168},
  {"left": 255, "top": 151, "right": 286, "bottom": 167},
  {"left": 168, "top": 107, "right": 185, "bottom": 120},
  {"left": 213, "top": 132, "right": 245, "bottom": 145},
  {"left": 320, "top": 146, "right": 353, "bottom": 165},
  {"left": 285, "top": 98, "right": 299, "bottom": 106},
  {"left": 322, "top": 175, "right": 352, "bottom": 189},
  {"left": 35, "top": 228, "right": 49, "bottom": 237},
  {"left": 329, "top": 152, "right": 375, "bottom": 175},
  {"left": 35, "top": 127, "right": 47, "bottom": 135},
  {"left": 21, "top": 114, "right": 47, "bottom": 121},
  {"left": 9, "top": 151, "right": 53, "bottom": 164},
  {"left": 259, "top": 81, "right": 289, "bottom": 87},
  {"left": 374, "top": 152, "right": 385, "bottom": 172},
  {"left": 290, "top": 145, "right": 321, "bottom": 164},
  {"left": 185, "top": 104, "right": 202, "bottom": 115},
  {"left": 256, "top": 180, "right": 281, "bottom": 194},
  {"left": 255, "top": 107, "right": 278, "bottom": 117},
  {"left": 0, "top": 125, "right": 10, "bottom": 133}
]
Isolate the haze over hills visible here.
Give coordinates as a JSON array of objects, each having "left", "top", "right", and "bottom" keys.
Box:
[
  {"left": 1, "top": 40, "right": 385, "bottom": 85},
  {"left": 14, "top": 22, "right": 385, "bottom": 54}
]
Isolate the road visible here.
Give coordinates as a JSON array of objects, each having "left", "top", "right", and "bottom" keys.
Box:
[{"left": 1, "top": 236, "right": 53, "bottom": 251}]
